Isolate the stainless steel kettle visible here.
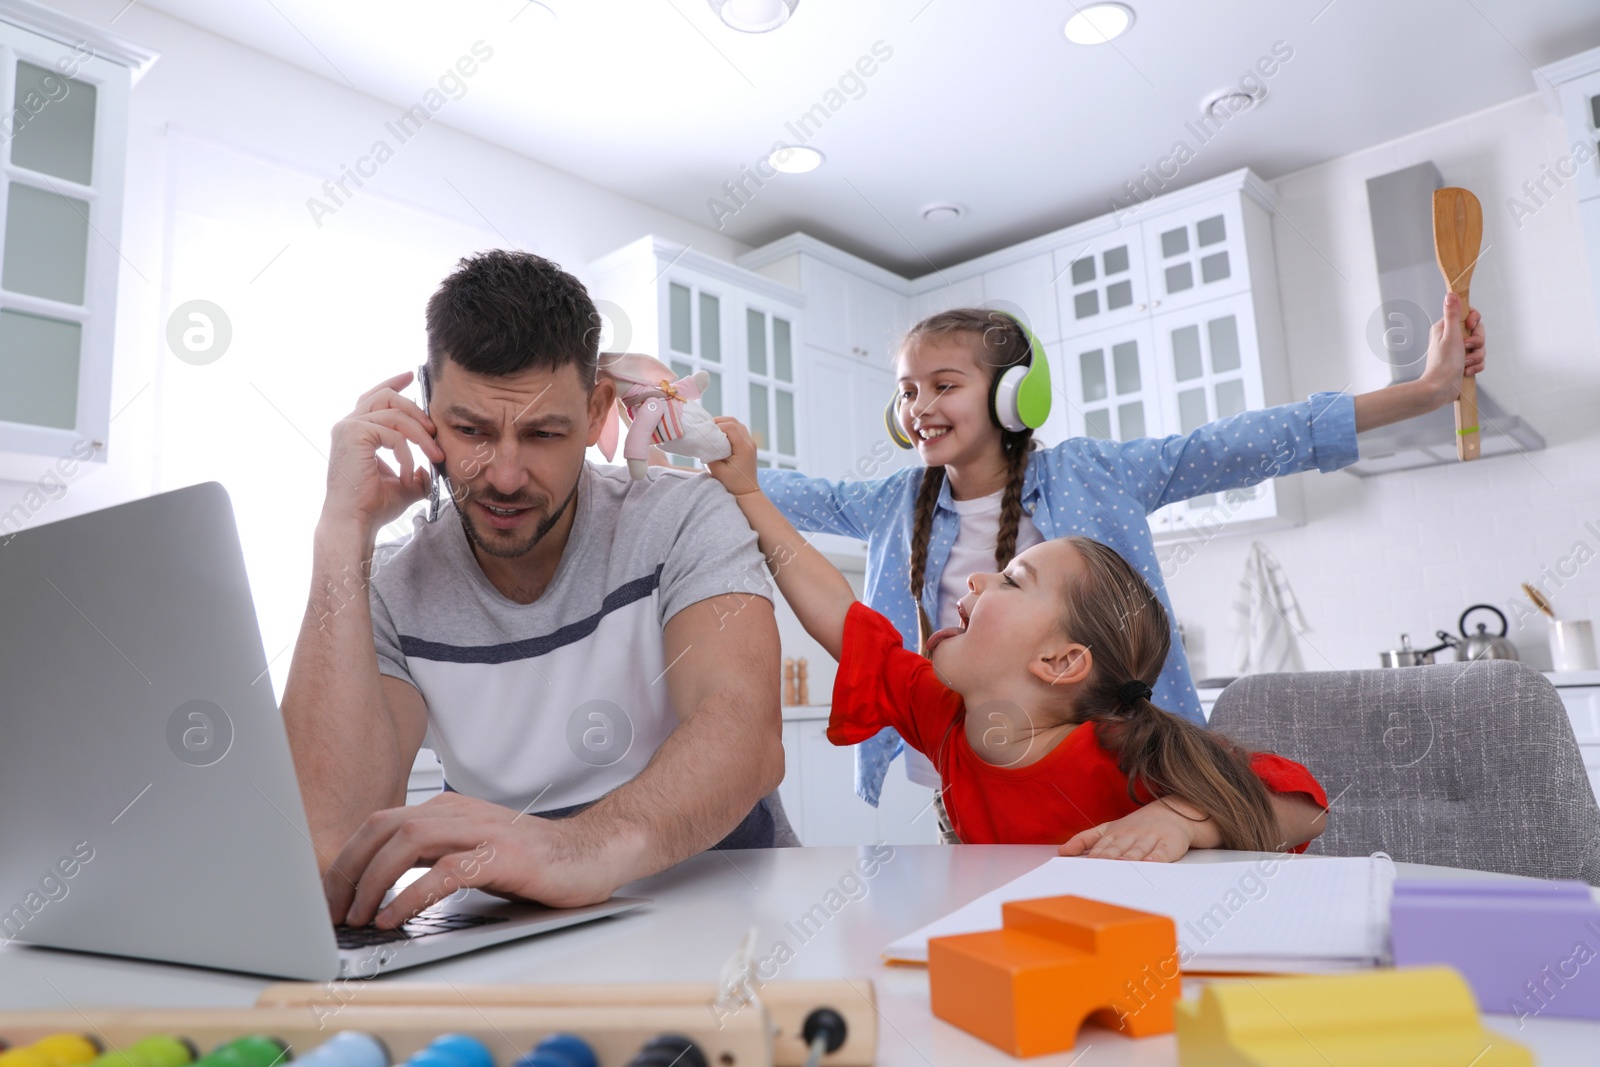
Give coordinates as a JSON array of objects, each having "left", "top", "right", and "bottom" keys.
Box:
[{"left": 1436, "top": 604, "right": 1519, "bottom": 663}]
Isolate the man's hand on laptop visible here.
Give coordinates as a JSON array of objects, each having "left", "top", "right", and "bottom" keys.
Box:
[
  {"left": 324, "top": 370, "right": 447, "bottom": 537},
  {"left": 325, "top": 791, "right": 628, "bottom": 928}
]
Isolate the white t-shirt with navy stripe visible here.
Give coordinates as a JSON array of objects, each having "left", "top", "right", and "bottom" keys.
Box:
[{"left": 368, "top": 463, "right": 771, "bottom": 815}]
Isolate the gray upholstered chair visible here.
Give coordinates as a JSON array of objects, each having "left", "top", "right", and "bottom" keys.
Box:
[{"left": 1208, "top": 660, "right": 1600, "bottom": 885}]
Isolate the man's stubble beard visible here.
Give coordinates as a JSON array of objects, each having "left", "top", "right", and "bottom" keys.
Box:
[{"left": 451, "top": 475, "right": 581, "bottom": 560}]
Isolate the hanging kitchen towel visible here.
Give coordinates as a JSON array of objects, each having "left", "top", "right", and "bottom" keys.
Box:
[{"left": 1232, "top": 541, "right": 1309, "bottom": 675}]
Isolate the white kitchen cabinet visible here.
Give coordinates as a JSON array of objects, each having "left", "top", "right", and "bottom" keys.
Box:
[
  {"left": 1048, "top": 290, "right": 1298, "bottom": 536},
  {"left": 1051, "top": 195, "right": 1253, "bottom": 336},
  {"left": 1536, "top": 47, "right": 1600, "bottom": 335},
  {"left": 0, "top": 11, "right": 154, "bottom": 463},
  {"left": 796, "top": 345, "right": 914, "bottom": 562},
  {"left": 801, "top": 345, "right": 908, "bottom": 483},
  {"left": 790, "top": 717, "right": 877, "bottom": 846},
  {"left": 778, "top": 710, "right": 940, "bottom": 846},
  {"left": 1053, "top": 190, "right": 1267, "bottom": 337},
  {"left": 799, "top": 346, "right": 862, "bottom": 483},
  {"left": 743, "top": 304, "right": 801, "bottom": 469},
  {"left": 1138, "top": 195, "right": 1253, "bottom": 313},
  {"left": 791, "top": 255, "right": 853, "bottom": 358},
  {"left": 1052, "top": 231, "right": 1150, "bottom": 334},
  {"left": 1049, "top": 180, "right": 1296, "bottom": 540},
  {"left": 589, "top": 236, "right": 806, "bottom": 470},
  {"left": 1553, "top": 676, "right": 1600, "bottom": 805},
  {"left": 736, "top": 236, "right": 911, "bottom": 365},
  {"left": 734, "top": 236, "right": 917, "bottom": 543},
  {"left": 1056, "top": 316, "right": 1161, "bottom": 448},
  {"left": 981, "top": 251, "right": 1063, "bottom": 343},
  {"left": 848, "top": 275, "right": 907, "bottom": 364},
  {"left": 1147, "top": 290, "right": 1298, "bottom": 534},
  {"left": 1538, "top": 55, "right": 1600, "bottom": 203}
]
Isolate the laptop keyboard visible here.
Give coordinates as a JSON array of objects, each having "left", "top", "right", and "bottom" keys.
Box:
[{"left": 335, "top": 910, "right": 508, "bottom": 949}]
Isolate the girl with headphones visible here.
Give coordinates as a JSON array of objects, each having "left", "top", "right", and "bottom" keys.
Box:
[{"left": 745, "top": 298, "right": 1484, "bottom": 845}]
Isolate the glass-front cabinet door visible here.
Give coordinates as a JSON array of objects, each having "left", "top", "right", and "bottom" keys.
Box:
[
  {"left": 1139, "top": 198, "right": 1249, "bottom": 315},
  {"left": 1051, "top": 231, "right": 1150, "bottom": 334},
  {"left": 0, "top": 22, "right": 133, "bottom": 460},
  {"left": 1148, "top": 292, "right": 1279, "bottom": 532},
  {"left": 661, "top": 278, "right": 725, "bottom": 467},
  {"left": 1053, "top": 318, "right": 1180, "bottom": 532},
  {"left": 744, "top": 304, "right": 798, "bottom": 470},
  {"left": 1058, "top": 319, "right": 1159, "bottom": 446}
]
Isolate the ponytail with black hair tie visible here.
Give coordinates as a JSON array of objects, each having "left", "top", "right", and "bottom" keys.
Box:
[{"left": 1116, "top": 680, "right": 1153, "bottom": 707}]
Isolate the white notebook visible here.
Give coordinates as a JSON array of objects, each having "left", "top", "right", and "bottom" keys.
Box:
[{"left": 884, "top": 853, "right": 1396, "bottom": 974}]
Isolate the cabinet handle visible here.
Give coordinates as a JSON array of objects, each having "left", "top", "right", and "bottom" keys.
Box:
[
  {"left": 1137, "top": 303, "right": 1147, "bottom": 312},
  {"left": 1153, "top": 299, "right": 1162, "bottom": 308}
]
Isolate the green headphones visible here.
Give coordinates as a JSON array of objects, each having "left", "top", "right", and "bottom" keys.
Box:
[{"left": 884, "top": 307, "right": 1052, "bottom": 449}]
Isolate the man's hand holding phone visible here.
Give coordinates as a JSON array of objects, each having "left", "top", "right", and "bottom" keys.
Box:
[{"left": 322, "top": 370, "right": 446, "bottom": 542}]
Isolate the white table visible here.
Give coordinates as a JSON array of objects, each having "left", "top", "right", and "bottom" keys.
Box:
[{"left": 2, "top": 846, "right": 1596, "bottom": 1065}]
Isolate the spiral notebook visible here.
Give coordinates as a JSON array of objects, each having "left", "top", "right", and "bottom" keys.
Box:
[{"left": 883, "top": 853, "right": 1397, "bottom": 974}]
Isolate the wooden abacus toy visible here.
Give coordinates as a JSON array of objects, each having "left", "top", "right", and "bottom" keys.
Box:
[{"left": 0, "top": 979, "right": 873, "bottom": 1067}]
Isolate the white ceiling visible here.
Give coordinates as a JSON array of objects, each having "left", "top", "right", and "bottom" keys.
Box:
[{"left": 134, "top": 0, "right": 1600, "bottom": 277}]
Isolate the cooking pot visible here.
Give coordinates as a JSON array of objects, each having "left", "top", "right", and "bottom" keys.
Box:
[{"left": 1379, "top": 633, "right": 1450, "bottom": 668}]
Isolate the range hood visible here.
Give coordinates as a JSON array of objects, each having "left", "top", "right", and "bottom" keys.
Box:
[{"left": 1343, "top": 162, "right": 1545, "bottom": 476}]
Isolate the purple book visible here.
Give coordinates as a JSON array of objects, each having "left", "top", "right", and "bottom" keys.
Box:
[{"left": 1390, "top": 878, "right": 1600, "bottom": 1022}]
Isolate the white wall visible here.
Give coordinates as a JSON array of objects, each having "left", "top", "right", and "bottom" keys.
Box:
[
  {"left": 0, "top": 0, "right": 752, "bottom": 693},
  {"left": 1161, "top": 93, "right": 1600, "bottom": 676}
]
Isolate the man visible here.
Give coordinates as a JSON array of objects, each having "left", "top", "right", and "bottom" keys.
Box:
[{"left": 281, "top": 250, "right": 791, "bottom": 931}]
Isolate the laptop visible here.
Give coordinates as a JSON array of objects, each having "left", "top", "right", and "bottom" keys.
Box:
[{"left": 0, "top": 481, "right": 648, "bottom": 980}]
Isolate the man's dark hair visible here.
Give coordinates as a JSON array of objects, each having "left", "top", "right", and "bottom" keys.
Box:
[{"left": 425, "top": 249, "right": 600, "bottom": 391}]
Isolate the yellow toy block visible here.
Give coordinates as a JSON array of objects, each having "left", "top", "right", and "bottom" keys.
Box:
[
  {"left": 1175, "top": 965, "right": 1533, "bottom": 1066},
  {"left": 928, "top": 894, "right": 1180, "bottom": 1056}
]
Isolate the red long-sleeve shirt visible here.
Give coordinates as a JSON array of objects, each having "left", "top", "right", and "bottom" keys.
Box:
[{"left": 829, "top": 602, "right": 1327, "bottom": 848}]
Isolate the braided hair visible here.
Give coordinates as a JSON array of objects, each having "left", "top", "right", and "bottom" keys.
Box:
[{"left": 903, "top": 308, "right": 1038, "bottom": 652}]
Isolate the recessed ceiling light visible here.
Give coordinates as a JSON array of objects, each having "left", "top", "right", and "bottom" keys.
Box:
[
  {"left": 1063, "top": 3, "right": 1134, "bottom": 45},
  {"left": 767, "top": 145, "right": 824, "bottom": 173},
  {"left": 1201, "top": 88, "right": 1259, "bottom": 118},
  {"left": 921, "top": 203, "right": 965, "bottom": 224},
  {"left": 707, "top": 0, "right": 799, "bottom": 33}
]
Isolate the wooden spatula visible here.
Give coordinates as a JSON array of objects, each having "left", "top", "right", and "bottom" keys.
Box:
[{"left": 1432, "top": 187, "right": 1483, "bottom": 462}]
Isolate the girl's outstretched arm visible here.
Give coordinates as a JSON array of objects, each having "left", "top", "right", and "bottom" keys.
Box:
[
  {"left": 1057, "top": 792, "right": 1325, "bottom": 862},
  {"left": 705, "top": 416, "right": 856, "bottom": 661}
]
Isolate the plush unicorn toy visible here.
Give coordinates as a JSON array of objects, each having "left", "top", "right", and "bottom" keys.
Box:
[{"left": 597, "top": 353, "right": 732, "bottom": 480}]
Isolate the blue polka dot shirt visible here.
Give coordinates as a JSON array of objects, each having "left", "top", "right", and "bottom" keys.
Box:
[{"left": 758, "top": 391, "right": 1359, "bottom": 806}]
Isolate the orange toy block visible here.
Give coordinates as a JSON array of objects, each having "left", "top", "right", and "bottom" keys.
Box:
[{"left": 928, "top": 894, "right": 1180, "bottom": 1057}]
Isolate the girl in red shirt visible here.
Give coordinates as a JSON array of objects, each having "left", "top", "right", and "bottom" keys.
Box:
[{"left": 707, "top": 418, "right": 1327, "bottom": 859}]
